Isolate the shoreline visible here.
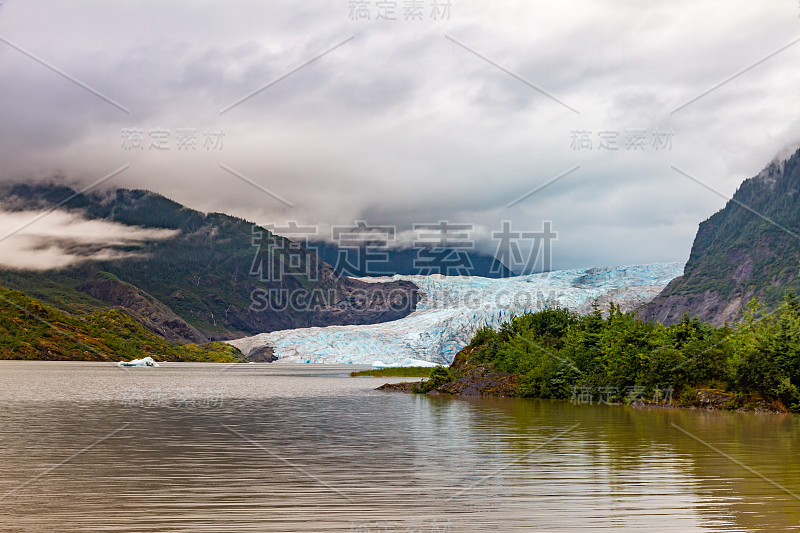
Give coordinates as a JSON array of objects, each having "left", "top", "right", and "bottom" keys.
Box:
[{"left": 378, "top": 375, "right": 788, "bottom": 414}]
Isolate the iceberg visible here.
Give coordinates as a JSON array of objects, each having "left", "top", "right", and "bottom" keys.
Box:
[
  {"left": 228, "top": 263, "right": 683, "bottom": 366},
  {"left": 117, "top": 356, "right": 160, "bottom": 367}
]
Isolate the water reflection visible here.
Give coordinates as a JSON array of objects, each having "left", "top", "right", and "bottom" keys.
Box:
[{"left": 0, "top": 361, "right": 798, "bottom": 531}]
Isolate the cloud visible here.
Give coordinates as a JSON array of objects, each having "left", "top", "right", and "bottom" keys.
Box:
[
  {"left": 0, "top": 210, "right": 179, "bottom": 271},
  {"left": 1, "top": 1, "right": 799, "bottom": 270}
]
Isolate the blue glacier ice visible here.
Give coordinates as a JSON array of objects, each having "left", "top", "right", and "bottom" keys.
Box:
[{"left": 228, "top": 263, "right": 683, "bottom": 366}]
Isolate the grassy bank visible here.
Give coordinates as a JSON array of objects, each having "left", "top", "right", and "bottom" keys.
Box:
[{"left": 351, "top": 366, "right": 435, "bottom": 378}]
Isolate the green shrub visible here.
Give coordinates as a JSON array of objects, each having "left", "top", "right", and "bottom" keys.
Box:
[
  {"left": 772, "top": 378, "right": 800, "bottom": 412},
  {"left": 427, "top": 366, "right": 454, "bottom": 388},
  {"left": 412, "top": 366, "right": 454, "bottom": 393},
  {"left": 679, "top": 387, "right": 699, "bottom": 406},
  {"left": 448, "top": 293, "right": 800, "bottom": 408},
  {"left": 469, "top": 326, "right": 496, "bottom": 347}
]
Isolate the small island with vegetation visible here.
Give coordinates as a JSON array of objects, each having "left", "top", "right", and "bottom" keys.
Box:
[{"left": 380, "top": 293, "right": 800, "bottom": 413}]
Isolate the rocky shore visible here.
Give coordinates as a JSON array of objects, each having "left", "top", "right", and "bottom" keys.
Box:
[
  {"left": 377, "top": 352, "right": 786, "bottom": 413},
  {"left": 378, "top": 376, "right": 785, "bottom": 412},
  {"left": 377, "top": 371, "right": 517, "bottom": 397}
]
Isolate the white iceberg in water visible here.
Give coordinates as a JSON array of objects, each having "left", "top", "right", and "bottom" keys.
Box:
[
  {"left": 117, "top": 356, "right": 159, "bottom": 367},
  {"left": 228, "top": 263, "right": 683, "bottom": 366}
]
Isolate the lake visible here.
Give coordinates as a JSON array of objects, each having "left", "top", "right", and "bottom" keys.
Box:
[{"left": 1, "top": 361, "right": 799, "bottom": 531}]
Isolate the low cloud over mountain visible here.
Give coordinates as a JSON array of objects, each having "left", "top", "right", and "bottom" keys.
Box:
[
  {"left": 2, "top": 2, "right": 800, "bottom": 269},
  {"left": 0, "top": 210, "right": 178, "bottom": 270}
]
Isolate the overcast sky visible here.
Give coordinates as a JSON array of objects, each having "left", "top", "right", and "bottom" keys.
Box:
[{"left": 1, "top": 0, "right": 799, "bottom": 272}]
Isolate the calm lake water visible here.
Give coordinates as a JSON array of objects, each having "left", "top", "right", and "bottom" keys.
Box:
[{"left": 1, "top": 361, "right": 799, "bottom": 532}]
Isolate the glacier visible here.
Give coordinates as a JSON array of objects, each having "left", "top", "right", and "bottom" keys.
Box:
[{"left": 228, "top": 263, "right": 683, "bottom": 366}]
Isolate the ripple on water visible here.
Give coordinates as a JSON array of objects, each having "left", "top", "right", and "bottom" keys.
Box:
[{"left": 0, "top": 361, "right": 798, "bottom": 532}]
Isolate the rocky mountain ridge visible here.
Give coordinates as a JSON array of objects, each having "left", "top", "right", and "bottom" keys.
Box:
[
  {"left": 0, "top": 184, "right": 419, "bottom": 341},
  {"left": 639, "top": 146, "right": 800, "bottom": 325}
]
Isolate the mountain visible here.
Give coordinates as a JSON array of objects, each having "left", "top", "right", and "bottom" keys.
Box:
[
  {"left": 307, "top": 240, "right": 514, "bottom": 278},
  {"left": 640, "top": 146, "right": 800, "bottom": 325},
  {"left": 0, "top": 184, "right": 419, "bottom": 341},
  {"left": 78, "top": 271, "right": 209, "bottom": 344},
  {"left": 0, "top": 284, "right": 246, "bottom": 362},
  {"left": 229, "top": 263, "right": 683, "bottom": 365}
]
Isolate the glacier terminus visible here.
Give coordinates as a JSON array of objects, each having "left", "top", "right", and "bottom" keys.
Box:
[{"left": 228, "top": 263, "right": 684, "bottom": 366}]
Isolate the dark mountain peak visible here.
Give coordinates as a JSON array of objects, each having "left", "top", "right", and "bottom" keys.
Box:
[
  {"left": 0, "top": 183, "right": 419, "bottom": 340},
  {"left": 740, "top": 144, "right": 800, "bottom": 195},
  {"left": 639, "top": 144, "right": 800, "bottom": 325}
]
